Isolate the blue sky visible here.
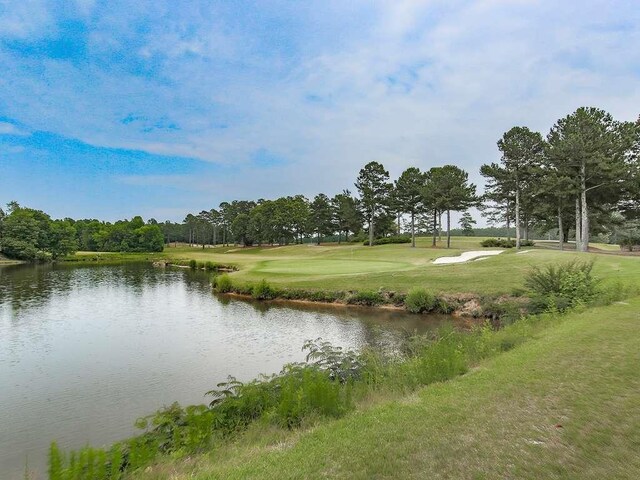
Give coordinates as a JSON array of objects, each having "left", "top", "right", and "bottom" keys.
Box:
[{"left": 1, "top": 0, "right": 639, "bottom": 221}]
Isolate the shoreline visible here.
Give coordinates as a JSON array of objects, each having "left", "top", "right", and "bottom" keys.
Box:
[{"left": 216, "top": 288, "right": 507, "bottom": 319}]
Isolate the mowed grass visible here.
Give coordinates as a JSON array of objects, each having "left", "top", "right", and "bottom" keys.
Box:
[
  {"left": 157, "top": 237, "right": 639, "bottom": 295},
  {"left": 136, "top": 298, "right": 640, "bottom": 480}
]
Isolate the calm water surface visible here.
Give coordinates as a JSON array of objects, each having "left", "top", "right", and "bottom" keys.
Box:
[{"left": 0, "top": 263, "right": 449, "bottom": 478}]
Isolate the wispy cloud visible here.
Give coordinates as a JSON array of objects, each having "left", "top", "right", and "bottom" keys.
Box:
[
  {"left": 0, "top": 0, "right": 639, "bottom": 220},
  {"left": 0, "top": 121, "right": 30, "bottom": 136}
]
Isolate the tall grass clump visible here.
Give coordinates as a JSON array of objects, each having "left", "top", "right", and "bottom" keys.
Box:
[
  {"left": 215, "top": 274, "right": 233, "bottom": 293},
  {"left": 345, "top": 290, "right": 385, "bottom": 306},
  {"left": 404, "top": 287, "right": 438, "bottom": 313},
  {"left": 252, "top": 279, "right": 277, "bottom": 300},
  {"left": 525, "top": 260, "right": 599, "bottom": 312}
]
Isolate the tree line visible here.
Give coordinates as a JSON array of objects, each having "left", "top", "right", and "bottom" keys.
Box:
[
  {"left": 157, "top": 161, "right": 478, "bottom": 250},
  {"left": 1, "top": 106, "right": 638, "bottom": 261},
  {"left": 0, "top": 203, "right": 164, "bottom": 261}
]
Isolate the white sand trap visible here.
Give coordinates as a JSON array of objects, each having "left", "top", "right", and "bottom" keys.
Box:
[
  {"left": 432, "top": 250, "right": 504, "bottom": 265},
  {"left": 516, "top": 249, "right": 532, "bottom": 254}
]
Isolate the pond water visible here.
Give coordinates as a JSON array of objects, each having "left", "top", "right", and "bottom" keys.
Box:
[{"left": 0, "top": 263, "right": 450, "bottom": 478}]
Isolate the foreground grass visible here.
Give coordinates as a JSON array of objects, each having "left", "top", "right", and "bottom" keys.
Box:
[
  {"left": 137, "top": 298, "right": 640, "bottom": 479},
  {"left": 154, "top": 237, "right": 639, "bottom": 295}
]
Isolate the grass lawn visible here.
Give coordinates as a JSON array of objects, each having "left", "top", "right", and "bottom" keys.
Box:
[
  {"left": 137, "top": 298, "right": 640, "bottom": 480},
  {"left": 154, "top": 237, "right": 639, "bottom": 295}
]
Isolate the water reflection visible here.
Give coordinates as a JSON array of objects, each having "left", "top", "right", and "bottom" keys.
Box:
[{"left": 0, "top": 263, "right": 447, "bottom": 478}]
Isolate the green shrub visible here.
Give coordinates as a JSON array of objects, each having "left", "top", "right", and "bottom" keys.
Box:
[
  {"left": 252, "top": 279, "right": 277, "bottom": 300},
  {"left": 188, "top": 259, "right": 197, "bottom": 269},
  {"left": 524, "top": 260, "right": 599, "bottom": 310},
  {"left": 481, "top": 238, "right": 534, "bottom": 248},
  {"left": 345, "top": 290, "right": 385, "bottom": 306},
  {"left": 434, "top": 298, "right": 456, "bottom": 314},
  {"left": 405, "top": 287, "right": 438, "bottom": 313},
  {"left": 363, "top": 235, "right": 411, "bottom": 246},
  {"left": 234, "top": 283, "right": 254, "bottom": 295},
  {"left": 215, "top": 274, "right": 233, "bottom": 293},
  {"left": 205, "top": 261, "right": 217, "bottom": 271}
]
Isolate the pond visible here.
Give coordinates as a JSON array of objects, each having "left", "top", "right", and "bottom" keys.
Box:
[{"left": 0, "top": 263, "right": 450, "bottom": 478}]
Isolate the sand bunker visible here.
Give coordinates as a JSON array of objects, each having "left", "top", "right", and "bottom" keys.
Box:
[{"left": 432, "top": 250, "right": 504, "bottom": 265}]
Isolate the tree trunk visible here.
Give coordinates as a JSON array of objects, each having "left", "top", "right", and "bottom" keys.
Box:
[
  {"left": 506, "top": 202, "right": 511, "bottom": 241},
  {"left": 580, "top": 161, "right": 589, "bottom": 252},
  {"left": 575, "top": 197, "right": 582, "bottom": 251},
  {"left": 368, "top": 214, "right": 374, "bottom": 247},
  {"left": 411, "top": 212, "right": 416, "bottom": 248},
  {"left": 432, "top": 210, "right": 437, "bottom": 247},
  {"left": 446, "top": 209, "right": 451, "bottom": 249},
  {"left": 558, "top": 204, "right": 564, "bottom": 251},
  {"left": 397, "top": 213, "right": 401, "bottom": 234},
  {"left": 438, "top": 213, "right": 442, "bottom": 240},
  {"left": 515, "top": 185, "right": 521, "bottom": 249}
]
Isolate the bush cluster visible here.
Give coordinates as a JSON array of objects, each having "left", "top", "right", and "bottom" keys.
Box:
[
  {"left": 524, "top": 260, "right": 599, "bottom": 312},
  {"left": 619, "top": 235, "right": 640, "bottom": 251},
  {"left": 214, "top": 274, "right": 234, "bottom": 293},
  {"left": 345, "top": 290, "right": 386, "bottom": 306},
  {"left": 363, "top": 235, "right": 411, "bottom": 246},
  {"left": 251, "top": 279, "right": 277, "bottom": 300},
  {"left": 404, "top": 287, "right": 438, "bottom": 313},
  {"left": 480, "top": 238, "right": 535, "bottom": 248}
]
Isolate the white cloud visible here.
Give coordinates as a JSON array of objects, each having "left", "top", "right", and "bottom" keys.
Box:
[
  {"left": 0, "top": 0, "right": 52, "bottom": 39},
  {"left": 0, "top": 121, "right": 29, "bottom": 136},
  {"left": 1, "top": 0, "right": 639, "bottom": 208}
]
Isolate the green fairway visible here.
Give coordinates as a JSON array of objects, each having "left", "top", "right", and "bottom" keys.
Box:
[
  {"left": 136, "top": 298, "right": 640, "bottom": 480},
  {"left": 151, "top": 237, "right": 640, "bottom": 295}
]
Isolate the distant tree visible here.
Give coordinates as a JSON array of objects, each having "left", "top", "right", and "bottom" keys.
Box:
[
  {"left": 289, "top": 195, "right": 311, "bottom": 244},
  {"left": 309, "top": 193, "right": 335, "bottom": 245},
  {"left": 355, "top": 162, "right": 393, "bottom": 247},
  {"left": 459, "top": 212, "right": 476, "bottom": 236},
  {"left": 479, "top": 163, "right": 514, "bottom": 239},
  {"left": 231, "top": 213, "right": 253, "bottom": 246},
  {"left": 332, "top": 190, "right": 362, "bottom": 242},
  {"left": 424, "top": 166, "right": 477, "bottom": 248},
  {"left": 1, "top": 208, "right": 45, "bottom": 260},
  {"left": 6, "top": 201, "right": 20, "bottom": 214},
  {"left": 547, "top": 107, "right": 637, "bottom": 251},
  {"left": 134, "top": 224, "right": 164, "bottom": 252},
  {"left": 395, "top": 167, "right": 426, "bottom": 247},
  {"left": 494, "top": 127, "right": 544, "bottom": 249},
  {"left": 0, "top": 205, "right": 78, "bottom": 260},
  {"left": 49, "top": 220, "right": 79, "bottom": 257}
]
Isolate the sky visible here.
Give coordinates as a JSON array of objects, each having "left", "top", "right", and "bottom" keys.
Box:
[{"left": 0, "top": 0, "right": 639, "bottom": 222}]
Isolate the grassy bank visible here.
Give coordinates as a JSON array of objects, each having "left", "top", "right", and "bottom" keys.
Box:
[
  {"left": 134, "top": 297, "right": 640, "bottom": 479},
  {"left": 154, "top": 237, "right": 640, "bottom": 296}
]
